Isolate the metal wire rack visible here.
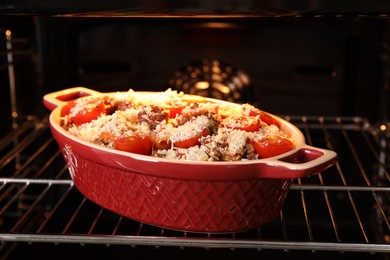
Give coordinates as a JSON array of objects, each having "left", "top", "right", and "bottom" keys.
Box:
[{"left": 0, "top": 115, "right": 388, "bottom": 259}]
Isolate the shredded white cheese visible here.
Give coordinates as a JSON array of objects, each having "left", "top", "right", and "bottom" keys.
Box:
[{"left": 63, "top": 89, "right": 294, "bottom": 161}]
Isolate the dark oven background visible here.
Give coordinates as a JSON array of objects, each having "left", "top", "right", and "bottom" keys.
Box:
[{"left": 1, "top": 16, "right": 389, "bottom": 134}]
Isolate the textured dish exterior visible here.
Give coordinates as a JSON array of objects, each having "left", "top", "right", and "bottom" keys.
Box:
[{"left": 62, "top": 142, "right": 291, "bottom": 232}]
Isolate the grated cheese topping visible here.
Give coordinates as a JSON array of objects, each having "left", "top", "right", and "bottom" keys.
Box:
[{"left": 62, "top": 89, "right": 295, "bottom": 161}]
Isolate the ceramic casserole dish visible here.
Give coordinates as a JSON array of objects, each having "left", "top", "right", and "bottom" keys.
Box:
[{"left": 43, "top": 87, "right": 337, "bottom": 233}]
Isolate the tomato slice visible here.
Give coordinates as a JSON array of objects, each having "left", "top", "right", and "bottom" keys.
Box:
[
  {"left": 169, "top": 106, "right": 184, "bottom": 118},
  {"left": 223, "top": 116, "right": 261, "bottom": 132},
  {"left": 235, "top": 117, "right": 261, "bottom": 132},
  {"left": 173, "top": 128, "right": 209, "bottom": 148},
  {"left": 114, "top": 133, "right": 153, "bottom": 155},
  {"left": 70, "top": 98, "right": 106, "bottom": 126},
  {"left": 248, "top": 109, "right": 280, "bottom": 128},
  {"left": 61, "top": 100, "right": 76, "bottom": 117},
  {"left": 250, "top": 136, "right": 294, "bottom": 158}
]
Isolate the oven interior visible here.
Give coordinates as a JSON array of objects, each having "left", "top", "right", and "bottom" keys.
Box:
[{"left": 0, "top": 2, "right": 390, "bottom": 259}]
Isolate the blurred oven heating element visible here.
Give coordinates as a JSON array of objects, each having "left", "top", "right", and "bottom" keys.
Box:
[{"left": 169, "top": 59, "right": 253, "bottom": 103}]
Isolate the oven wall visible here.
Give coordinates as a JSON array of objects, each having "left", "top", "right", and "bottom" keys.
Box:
[{"left": 44, "top": 18, "right": 386, "bottom": 121}]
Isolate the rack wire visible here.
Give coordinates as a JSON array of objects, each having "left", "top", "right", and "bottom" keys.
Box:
[{"left": 0, "top": 115, "right": 388, "bottom": 259}]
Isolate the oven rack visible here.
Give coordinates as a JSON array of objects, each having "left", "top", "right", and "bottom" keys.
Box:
[
  {"left": 3, "top": 0, "right": 390, "bottom": 18},
  {"left": 0, "top": 115, "right": 388, "bottom": 258}
]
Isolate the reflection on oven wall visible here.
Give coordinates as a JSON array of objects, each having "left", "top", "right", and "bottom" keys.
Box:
[{"left": 0, "top": 17, "right": 38, "bottom": 135}]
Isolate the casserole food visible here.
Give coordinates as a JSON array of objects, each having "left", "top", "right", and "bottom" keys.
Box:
[
  {"left": 59, "top": 88, "right": 295, "bottom": 162},
  {"left": 43, "top": 87, "right": 337, "bottom": 233}
]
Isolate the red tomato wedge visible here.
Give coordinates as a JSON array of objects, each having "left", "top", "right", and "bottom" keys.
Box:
[
  {"left": 169, "top": 106, "right": 184, "bottom": 118},
  {"left": 173, "top": 128, "right": 209, "bottom": 148},
  {"left": 235, "top": 117, "right": 261, "bottom": 132},
  {"left": 248, "top": 109, "right": 280, "bottom": 128},
  {"left": 62, "top": 98, "right": 106, "bottom": 126},
  {"left": 250, "top": 136, "right": 294, "bottom": 158},
  {"left": 223, "top": 116, "right": 261, "bottom": 132},
  {"left": 61, "top": 100, "right": 76, "bottom": 117},
  {"left": 114, "top": 133, "right": 153, "bottom": 155}
]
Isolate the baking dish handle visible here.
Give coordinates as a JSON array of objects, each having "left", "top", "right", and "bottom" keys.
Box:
[
  {"left": 260, "top": 145, "right": 337, "bottom": 179},
  {"left": 43, "top": 87, "right": 102, "bottom": 111}
]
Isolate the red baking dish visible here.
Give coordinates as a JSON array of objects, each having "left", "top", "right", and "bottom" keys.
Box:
[{"left": 43, "top": 87, "right": 337, "bottom": 233}]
